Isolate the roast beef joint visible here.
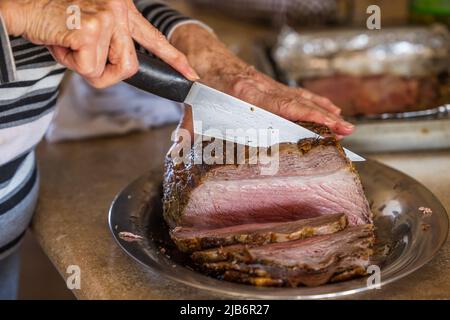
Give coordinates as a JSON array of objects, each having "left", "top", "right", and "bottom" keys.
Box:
[{"left": 163, "top": 124, "right": 374, "bottom": 287}]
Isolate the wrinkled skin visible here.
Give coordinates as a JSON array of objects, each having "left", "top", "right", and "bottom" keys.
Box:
[{"left": 0, "top": 0, "right": 198, "bottom": 87}]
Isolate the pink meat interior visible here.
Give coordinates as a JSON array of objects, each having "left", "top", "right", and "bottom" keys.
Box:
[{"left": 179, "top": 144, "right": 370, "bottom": 228}]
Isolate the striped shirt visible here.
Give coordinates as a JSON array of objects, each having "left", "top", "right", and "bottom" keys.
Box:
[{"left": 0, "top": 0, "right": 207, "bottom": 258}]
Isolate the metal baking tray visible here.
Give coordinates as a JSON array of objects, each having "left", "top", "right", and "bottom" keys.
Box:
[
  {"left": 273, "top": 26, "right": 449, "bottom": 80},
  {"left": 108, "top": 161, "right": 448, "bottom": 299},
  {"left": 252, "top": 27, "right": 450, "bottom": 153}
]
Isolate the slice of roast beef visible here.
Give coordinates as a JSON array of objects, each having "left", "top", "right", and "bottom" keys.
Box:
[
  {"left": 163, "top": 123, "right": 371, "bottom": 229},
  {"left": 193, "top": 224, "right": 374, "bottom": 287},
  {"left": 171, "top": 213, "right": 347, "bottom": 253},
  {"left": 221, "top": 263, "right": 367, "bottom": 287}
]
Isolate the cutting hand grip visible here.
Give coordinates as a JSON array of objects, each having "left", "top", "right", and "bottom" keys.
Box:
[{"left": 125, "top": 52, "right": 194, "bottom": 103}]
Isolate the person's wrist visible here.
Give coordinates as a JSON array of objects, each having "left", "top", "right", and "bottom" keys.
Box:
[
  {"left": 169, "top": 23, "right": 214, "bottom": 50},
  {"left": 169, "top": 23, "right": 221, "bottom": 68},
  {"left": 170, "top": 23, "right": 251, "bottom": 89},
  {"left": 0, "top": 0, "right": 32, "bottom": 36}
]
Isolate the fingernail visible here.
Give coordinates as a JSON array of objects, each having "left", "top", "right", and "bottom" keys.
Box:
[
  {"left": 324, "top": 120, "right": 336, "bottom": 127},
  {"left": 302, "top": 92, "right": 312, "bottom": 99},
  {"left": 188, "top": 68, "right": 200, "bottom": 81},
  {"left": 343, "top": 121, "right": 354, "bottom": 129}
]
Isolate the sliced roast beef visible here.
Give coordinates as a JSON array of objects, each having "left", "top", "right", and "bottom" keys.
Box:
[
  {"left": 163, "top": 124, "right": 371, "bottom": 229},
  {"left": 163, "top": 122, "right": 374, "bottom": 287},
  {"left": 171, "top": 213, "right": 347, "bottom": 253},
  {"left": 193, "top": 224, "right": 374, "bottom": 287},
  {"left": 221, "top": 263, "right": 367, "bottom": 287}
]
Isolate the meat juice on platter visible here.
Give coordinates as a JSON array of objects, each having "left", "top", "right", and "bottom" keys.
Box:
[{"left": 163, "top": 123, "right": 375, "bottom": 287}]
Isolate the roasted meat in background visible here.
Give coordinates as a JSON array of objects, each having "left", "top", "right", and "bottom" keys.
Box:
[
  {"left": 273, "top": 27, "right": 450, "bottom": 116},
  {"left": 301, "top": 74, "right": 442, "bottom": 116},
  {"left": 163, "top": 123, "right": 374, "bottom": 287}
]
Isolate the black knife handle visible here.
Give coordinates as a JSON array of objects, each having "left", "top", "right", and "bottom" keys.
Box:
[{"left": 125, "top": 52, "right": 194, "bottom": 103}]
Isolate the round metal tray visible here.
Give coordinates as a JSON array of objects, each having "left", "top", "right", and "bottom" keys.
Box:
[{"left": 108, "top": 159, "right": 448, "bottom": 299}]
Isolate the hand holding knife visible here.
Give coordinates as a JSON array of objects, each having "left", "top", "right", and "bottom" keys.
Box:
[{"left": 125, "top": 53, "right": 365, "bottom": 162}]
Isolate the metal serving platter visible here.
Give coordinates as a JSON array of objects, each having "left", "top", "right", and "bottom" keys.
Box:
[{"left": 109, "top": 160, "right": 448, "bottom": 299}]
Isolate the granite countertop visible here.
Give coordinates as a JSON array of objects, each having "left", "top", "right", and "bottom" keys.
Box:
[{"left": 32, "top": 128, "right": 450, "bottom": 300}]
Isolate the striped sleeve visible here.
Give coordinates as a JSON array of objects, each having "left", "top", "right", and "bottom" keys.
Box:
[
  {"left": 0, "top": 13, "right": 16, "bottom": 84},
  {"left": 134, "top": 0, "right": 212, "bottom": 40}
]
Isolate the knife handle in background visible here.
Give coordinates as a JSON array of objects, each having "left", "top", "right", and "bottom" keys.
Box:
[{"left": 124, "top": 52, "right": 194, "bottom": 103}]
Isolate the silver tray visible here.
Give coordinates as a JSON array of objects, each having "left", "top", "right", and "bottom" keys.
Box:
[{"left": 108, "top": 160, "right": 448, "bottom": 299}]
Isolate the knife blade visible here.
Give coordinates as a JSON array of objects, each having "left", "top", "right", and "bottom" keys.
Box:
[
  {"left": 185, "top": 82, "right": 365, "bottom": 161},
  {"left": 125, "top": 53, "right": 365, "bottom": 162}
]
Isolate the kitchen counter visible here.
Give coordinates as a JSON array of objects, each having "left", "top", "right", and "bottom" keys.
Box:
[{"left": 33, "top": 128, "right": 450, "bottom": 299}]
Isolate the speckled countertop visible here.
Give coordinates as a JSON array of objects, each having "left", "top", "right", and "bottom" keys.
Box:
[{"left": 32, "top": 127, "right": 450, "bottom": 300}]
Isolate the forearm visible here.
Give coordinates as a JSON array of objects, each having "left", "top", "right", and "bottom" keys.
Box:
[{"left": 0, "top": 0, "right": 34, "bottom": 36}]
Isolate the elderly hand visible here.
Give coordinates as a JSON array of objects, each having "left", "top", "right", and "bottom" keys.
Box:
[
  {"left": 0, "top": 0, "right": 198, "bottom": 88},
  {"left": 171, "top": 24, "right": 354, "bottom": 137}
]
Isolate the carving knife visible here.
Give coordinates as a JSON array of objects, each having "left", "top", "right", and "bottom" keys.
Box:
[{"left": 125, "top": 53, "right": 365, "bottom": 162}]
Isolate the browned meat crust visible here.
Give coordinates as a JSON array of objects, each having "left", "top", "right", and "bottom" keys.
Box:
[
  {"left": 222, "top": 266, "right": 367, "bottom": 287},
  {"left": 193, "top": 225, "right": 374, "bottom": 287},
  {"left": 171, "top": 213, "right": 347, "bottom": 253}
]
